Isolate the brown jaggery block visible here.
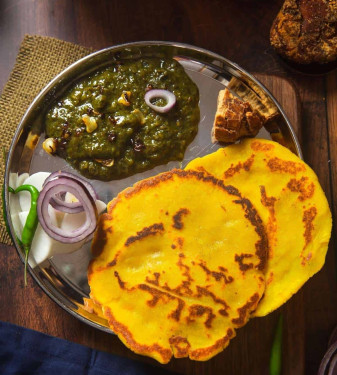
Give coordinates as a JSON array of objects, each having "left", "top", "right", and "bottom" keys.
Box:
[
  {"left": 212, "top": 89, "right": 265, "bottom": 143},
  {"left": 226, "top": 78, "right": 279, "bottom": 123},
  {"left": 270, "top": 0, "right": 337, "bottom": 64}
]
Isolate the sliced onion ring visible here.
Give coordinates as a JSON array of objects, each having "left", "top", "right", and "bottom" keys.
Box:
[
  {"left": 44, "top": 171, "right": 98, "bottom": 199},
  {"left": 37, "top": 177, "right": 98, "bottom": 243},
  {"left": 44, "top": 171, "right": 97, "bottom": 213},
  {"left": 49, "top": 197, "right": 84, "bottom": 214},
  {"left": 144, "top": 89, "right": 176, "bottom": 113}
]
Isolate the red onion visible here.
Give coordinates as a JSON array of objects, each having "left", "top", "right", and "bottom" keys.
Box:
[
  {"left": 318, "top": 326, "right": 337, "bottom": 375},
  {"left": 144, "top": 89, "right": 176, "bottom": 113},
  {"left": 44, "top": 171, "right": 97, "bottom": 213},
  {"left": 329, "top": 326, "right": 337, "bottom": 348},
  {"left": 44, "top": 171, "right": 98, "bottom": 199},
  {"left": 49, "top": 195, "right": 84, "bottom": 214},
  {"left": 37, "top": 177, "right": 98, "bottom": 243}
]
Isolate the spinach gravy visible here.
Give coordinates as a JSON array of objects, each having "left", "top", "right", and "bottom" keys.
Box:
[{"left": 45, "top": 58, "right": 200, "bottom": 181}]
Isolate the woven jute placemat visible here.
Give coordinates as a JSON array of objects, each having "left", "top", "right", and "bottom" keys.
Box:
[{"left": 0, "top": 35, "right": 93, "bottom": 245}]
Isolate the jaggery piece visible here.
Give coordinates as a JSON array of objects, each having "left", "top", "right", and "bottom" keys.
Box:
[
  {"left": 226, "top": 78, "right": 279, "bottom": 123},
  {"left": 270, "top": 0, "right": 337, "bottom": 64},
  {"left": 212, "top": 90, "right": 265, "bottom": 143}
]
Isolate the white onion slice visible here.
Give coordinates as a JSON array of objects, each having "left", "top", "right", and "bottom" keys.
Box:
[{"left": 144, "top": 89, "right": 176, "bottom": 113}]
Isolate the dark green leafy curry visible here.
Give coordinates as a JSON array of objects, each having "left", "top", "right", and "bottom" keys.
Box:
[{"left": 45, "top": 58, "right": 200, "bottom": 181}]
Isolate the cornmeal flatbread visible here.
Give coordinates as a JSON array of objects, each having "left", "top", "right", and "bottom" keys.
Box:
[
  {"left": 187, "top": 138, "right": 332, "bottom": 317},
  {"left": 88, "top": 169, "right": 268, "bottom": 363}
]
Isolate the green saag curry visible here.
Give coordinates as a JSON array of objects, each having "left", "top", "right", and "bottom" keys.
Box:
[{"left": 45, "top": 58, "right": 200, "bottom": 181}]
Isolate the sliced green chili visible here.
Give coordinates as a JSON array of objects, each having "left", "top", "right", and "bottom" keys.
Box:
[
  {"left": 9, "top": 184, "right": 39, "bottom": 286},
  {"left": 270, "top": 314, "right": 283, "bottom": 375}
]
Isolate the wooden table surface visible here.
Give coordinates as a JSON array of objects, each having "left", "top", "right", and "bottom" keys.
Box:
[{"left": 1, "top": 1, "right": 337, "bottom": 374}]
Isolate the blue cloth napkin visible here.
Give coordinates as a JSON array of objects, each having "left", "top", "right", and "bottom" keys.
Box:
[{"left": 0, "top": 321, "right": 175, "bottom": 375}]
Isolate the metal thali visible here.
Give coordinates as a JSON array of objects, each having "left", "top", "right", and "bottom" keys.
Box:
[{"left": 4, "top": 41, "right": 301, "bottom": 333}]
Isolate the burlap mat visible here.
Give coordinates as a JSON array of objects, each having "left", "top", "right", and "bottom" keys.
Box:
[{"left": 0, "top": 35, "right": 93, "bottom": 245}]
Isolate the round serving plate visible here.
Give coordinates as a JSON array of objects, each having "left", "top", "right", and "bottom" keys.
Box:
[{"left": 4, "top": 41, "right": 301, "bottom": 334}]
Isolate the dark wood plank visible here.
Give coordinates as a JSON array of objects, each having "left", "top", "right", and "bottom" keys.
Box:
[
  {"left": 295, "top": 74, "right": 336, "bottom": 375},
  {"left": 256, "top": 74, "right": 302, "bottom": 142}
]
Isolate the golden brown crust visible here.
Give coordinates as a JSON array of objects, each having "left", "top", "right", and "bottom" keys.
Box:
[
  {"left": 105, "top": 307, "right": 173, "bottom": 364},
  {"left": 231, "top": 293, "right": 260, "bottom": 326},
  {"left": 270, "top": 0, "right": 337, "bottom": 64}
]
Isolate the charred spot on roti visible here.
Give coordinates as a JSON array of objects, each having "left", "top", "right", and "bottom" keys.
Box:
[
  {"left": 124, "top": 223, "right": 164, "bottom": 247},
  {"left": 260, "top": 186, "right": 277, "bottom": 211},
  {"left": 163, "top": 280, "right": 194, "bottom": 296},
  {"left": 187, "top": 305, "right": 216, "bottom": 328},
  {"left": 198, "top": 261, "right": 234, "bottom": 284},
  {"left": 267, "top": 157, "right": 306, "bottom": 174},
  {"left": 251, "top": 140, "right": 275, "bottom": 152},
  {"left": 169, "top": 336, "right": 191, "bottom": 358},
  {"left": 162, "top": 254, "right": 194, "bottom": 296},
  {"left": 114, "top": 270, "right": 126, "bottom": 289},
  {"left": 138, "top": 283, "right": 185, "bottom": 322},
  {"left": 168, "top": 299, "right": 185, "bottom": 321},
  {"left": 223, "top": 155, "right": 255, "bottom": 179},
  {"left": 260, "top": 186, "right": 277, "bottom": 256},
  {"left": 176, "top": 237, "right": 184, "bottom": 249},
  {"left": 303, "top": 206, "right": 317, "bottom": 250},
  {"left": 172, "top": 208, "right": 190, "bottom": 230},
  {"left": 146, "top": 272, "right": 161, "bottom": 286},
  {"left": 189, "top": 328, "right": 234, "bottom": 361},
  {"left": 287, "top": 177, "right": 315, "bottom": 201},
  {"left": 235, "top": 253, "right": 254, "bottom": 272},
  {"left": 105, "top": 250, "right": 122, "bottom": 268},
  {"left": 195, "top": 286, "right": 230, "bottom": 316},
  {"left": 231, "top": 293, "right": 260, "bottom": 326},
  {"left": 233, "top": 195, "right": 269, "bottom": 271}
]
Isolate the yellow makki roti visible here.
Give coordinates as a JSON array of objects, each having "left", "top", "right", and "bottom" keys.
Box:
[
  {"left": 187, "top": 138, "right": 332, "bottom": 317},
  {"left": 88, "top": 169, "right": 268, "bottom": 363},
  {"left": 87, "top": 138, "right": 332, "bottom": 363}
]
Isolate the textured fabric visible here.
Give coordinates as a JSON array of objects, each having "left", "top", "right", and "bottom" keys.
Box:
[
  {"left": 0, "top": 35, "right": 93, "bottom": 245},
  {"left": 0, "top": 321, "right": 174, "bottom": 375}
]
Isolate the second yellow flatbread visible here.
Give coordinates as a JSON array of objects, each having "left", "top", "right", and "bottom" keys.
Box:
[{"left": 187, "top": 138, "right": 332, "bottom": 317}]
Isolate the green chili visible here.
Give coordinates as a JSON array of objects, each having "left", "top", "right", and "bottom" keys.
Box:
[
  {"left": 9, "top": 184, "right": 39, "bottom": 286},
  {"left": 1, "top": 148, "right": 12, "bottom": 238},
  {"left": 269, "top": 314, "right": 283, "bottom": 375},
  {"left": 2, "top": 185, "right": 12, "bottom": 237}
]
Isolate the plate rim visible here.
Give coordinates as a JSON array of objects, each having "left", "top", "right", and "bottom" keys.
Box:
[{"left": 4, "top": 40, "right": 302, "bottom": 334}]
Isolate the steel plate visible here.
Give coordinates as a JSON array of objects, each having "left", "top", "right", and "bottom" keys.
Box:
[{"left": 4, "top": 41, "right": 301, "bottom": 333}]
